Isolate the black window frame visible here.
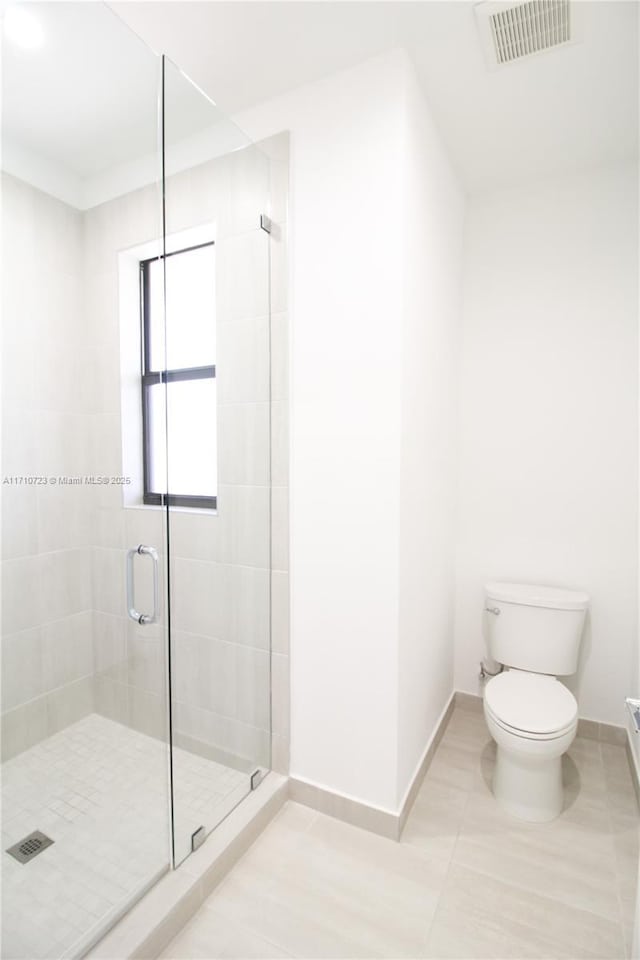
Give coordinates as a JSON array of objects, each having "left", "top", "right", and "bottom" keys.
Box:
[{"left": 140, "top": 240, "right": 217, "bottom": 511}]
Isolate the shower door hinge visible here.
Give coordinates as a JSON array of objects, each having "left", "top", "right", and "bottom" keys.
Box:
[
  {"left": 260, "top": 214, "right": 272, "bottom": 235},
  {"left": 191, "top": 825, "right": 206, "bottom": 852},
  {"left": 626, "top": 698, "right": 640, "bottom": 732},
  {"left": 250, "top": 769, "right": 265, "bottom": 791}
]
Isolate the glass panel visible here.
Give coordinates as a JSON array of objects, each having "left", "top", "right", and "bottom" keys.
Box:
[
  {"left": 162, "top": 56, "right": 272, "bottom": 866},
  {"left": 148, "top": 244, "right": 216, "bottom": 371},
  {"left": 167, "top": 379, "right": 217, "bottom": 497},
  {"left": 1, "top": 6, "right": 170, "bottom": 958},
  {"left": 148, "top": 379, "right": 217, "bottom": 499}
]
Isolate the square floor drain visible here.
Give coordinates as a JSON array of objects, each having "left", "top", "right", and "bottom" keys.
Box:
[{"left": 6, "top": 831, "right": 54, "bottom": 864}]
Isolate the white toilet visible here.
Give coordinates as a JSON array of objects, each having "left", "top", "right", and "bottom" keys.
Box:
[{"left": 482, "top": 581, "right": 589, "bottom": 823}]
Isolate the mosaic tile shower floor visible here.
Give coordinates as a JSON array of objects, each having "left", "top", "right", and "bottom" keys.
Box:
[{"left": 1, "top": 714, "right": 247, "bottom": 960}]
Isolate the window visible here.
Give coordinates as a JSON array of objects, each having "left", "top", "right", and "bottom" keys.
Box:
[{"left": 140, "top": 241, "right": 217, "bottom": 509}]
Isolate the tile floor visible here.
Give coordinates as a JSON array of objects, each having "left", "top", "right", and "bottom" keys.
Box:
[
  {"left": 1, "top": 714, "right": 248, "bottom": 960},
  {"left": 161, "top": 703, "right": 639, "bottom": 960}
]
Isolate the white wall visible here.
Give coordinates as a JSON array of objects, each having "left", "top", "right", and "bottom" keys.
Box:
[
  {"left": 396, "top": 64, "right": 465, "bottom": 802},
  {"left": 241, "top": 51, "right": 406, "bottom": 812},
  {"left": 239, "top": 49, "right": 465, "bottom": 813},
  {"left": 629, "top": 311, "right": 640, "bottom": 789},
  {"left": 455, "top": 163, "right": 638, "bottom": 727}
]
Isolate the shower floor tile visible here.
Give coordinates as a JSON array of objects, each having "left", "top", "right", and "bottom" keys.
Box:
[{"left": 1, "top": 713, "right": 248, "bottom": 960}]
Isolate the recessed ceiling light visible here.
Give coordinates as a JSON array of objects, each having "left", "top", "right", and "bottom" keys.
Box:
[{"left": 3, "top": 4, "right": 45, "bottom": 50}]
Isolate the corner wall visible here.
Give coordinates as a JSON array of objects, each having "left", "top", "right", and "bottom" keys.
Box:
[
  {"left": 396, "top": 63, "right": 466, "bottom": 804},
  {"left": 455, "top": 163, "right": 638, "bottom": 727},
  {"left": 238, "top": 49, "right": 466, "bottom": 813},
  {"left": 242, "top": 52, "right": 407, "bottom": 812}
]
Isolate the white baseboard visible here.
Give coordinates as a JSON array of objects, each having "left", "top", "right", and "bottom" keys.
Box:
[
  {"left": 291, "top": 690, "right": 640, "bottom": 844},
  {"left": 288, "top": 777, "right": 400, "bottom": 840},
  {"left": 397, "top": 692, "right": 457, "bottom": 835},
  {"left": 290, "top": 690, "right": 458, "bottom": 842}
]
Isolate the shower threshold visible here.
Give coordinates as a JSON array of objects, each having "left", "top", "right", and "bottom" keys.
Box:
[{"left": 86, "top": 771, "right": 287, "bottom": 960}]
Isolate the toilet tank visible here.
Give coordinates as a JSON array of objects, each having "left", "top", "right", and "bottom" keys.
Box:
[{"left": 484, "top": 582, "right": 589, "bottom": 676}]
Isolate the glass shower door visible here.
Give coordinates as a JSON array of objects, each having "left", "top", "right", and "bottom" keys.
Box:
[
  {"left": 161, "top": 57, "right": 273, "bottom": 865},
  {"left": 1, "top": 5, "right": 172, "bottom": 959}
]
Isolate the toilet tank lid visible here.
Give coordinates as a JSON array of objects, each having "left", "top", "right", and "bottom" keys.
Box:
[{"left": 485, "top": 582, "right": 589, "bottom": 611}]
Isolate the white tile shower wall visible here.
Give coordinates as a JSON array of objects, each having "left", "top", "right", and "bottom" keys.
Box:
[
  {"left": 82, "top": 174, "right": 186, "bottom": 742},
  {"left": 84, "top": 183, "right": 172, "bottom": 742},
  {"left": 0, "top": 123, "right": 289, "bottom": 779},
  {"left": 1, "top": 173, "right": 95, "bottom": 760},
  {"left": 83, "top": 134, "right": 290, "bottom": 772},
  {"left": 455, "top": 163, "right": 638, "bottom": 728}
]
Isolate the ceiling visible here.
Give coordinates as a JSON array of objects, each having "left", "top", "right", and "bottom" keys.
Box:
[
  {"left": 111, "top": 0, "right": 639, "bottom": 194},
  {"left": 2, "top": 3, "right": 159, "bottom": 178},
  {"left": 1, "top": 1, "right": 247, "bottom": 206},
  {"left": 2, "top": 1, "right": 637, "bottom": 200}
]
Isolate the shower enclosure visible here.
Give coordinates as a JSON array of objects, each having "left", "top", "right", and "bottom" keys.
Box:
[{"left": 1, "top": 5, "right": 275, "bottom": 957}]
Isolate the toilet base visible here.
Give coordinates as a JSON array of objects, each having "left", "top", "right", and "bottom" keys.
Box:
[
  {"left": 484, "top": 703, "right": 577, "bottom": 823},
  {"left": 493, "top": 746, "right": 564, "bottom": 822}
]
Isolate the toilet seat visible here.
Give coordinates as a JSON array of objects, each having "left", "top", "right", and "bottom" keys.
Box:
[
  {"left": 484, "top": 671, "right": 577, "bottom": 741},
  {"left": 485, "top": 703, "right": 577, "bottom": 741}
]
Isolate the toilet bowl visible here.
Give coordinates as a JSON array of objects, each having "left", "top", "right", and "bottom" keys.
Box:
[
  {"left": 481, "top": 581, "right": 587, "bottom": 821},
  {"left": 483, "top": 669, "right": 578, "bottom": 821}
]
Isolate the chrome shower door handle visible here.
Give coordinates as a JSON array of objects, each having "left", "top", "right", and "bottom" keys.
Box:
[{"left": 126, "top": 544, "right": 159, "bottom": 625}]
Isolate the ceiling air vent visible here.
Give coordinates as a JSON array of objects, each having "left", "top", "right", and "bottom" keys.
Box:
[{"left": 475, "top": 0, "right": 576, "bottom": 67}]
